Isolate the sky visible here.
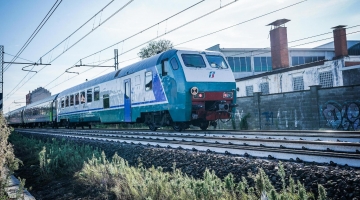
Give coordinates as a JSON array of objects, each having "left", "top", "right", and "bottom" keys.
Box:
[{"left": 1, "top": 0, "right": 360, "bottom": 113}]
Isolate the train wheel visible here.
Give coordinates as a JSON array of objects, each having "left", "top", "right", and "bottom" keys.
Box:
[
  {"left": 172, "top": 123, "right": 183, "bottom": 132},
  {"left": 148, "top": 124, "right": 157, "bottom": 131},
  {"left": 88, "top": 125, "right": 92, "bottom": 129},
  {"left": 200, "top": 121, "right": 209, "bottom": 131}
]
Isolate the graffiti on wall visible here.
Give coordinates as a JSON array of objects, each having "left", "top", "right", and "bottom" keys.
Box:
[
  {"left": 322, "top": 101, "right": 360, "bottom": 131},
  {"left": 262, "top": 111, "right": 273, "bottom": 125}
]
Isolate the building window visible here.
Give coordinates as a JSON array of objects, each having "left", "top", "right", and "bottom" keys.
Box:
[
  {"left": 254, "top": 57, "right": 272, "bottom": 72},
  {"left": 246, "top": 86, "right": 253, "bottom": 96},
  {"left": 226, "top": 57, "right": 251, "bottom": 72},
  {"left": 291, "top": 56, "right": 325, "bottom": 66},
  {"left": 319, "top": 71, "right": 333, "bottom": 88},
  {"left": 293, "top": 76, "right": 304, "bottom": 91},
  {"left": 260, "top": 82, "right": 269, "bottom": 95}
]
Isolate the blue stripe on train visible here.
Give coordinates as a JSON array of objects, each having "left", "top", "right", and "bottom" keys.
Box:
[{"left": 58, "top": 99, "right": 167, "bottom": 116}]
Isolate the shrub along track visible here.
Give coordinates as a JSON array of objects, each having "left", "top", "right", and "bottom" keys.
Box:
[{"left": 11, "top": 129, "right": 360, "bottom": 199}]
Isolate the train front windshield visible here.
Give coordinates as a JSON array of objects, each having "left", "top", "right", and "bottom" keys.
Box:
[{"left": 205, "top": 55, "right": 229, "bottom": 69}]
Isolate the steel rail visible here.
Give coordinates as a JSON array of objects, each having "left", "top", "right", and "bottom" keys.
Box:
[{"left": 15, "top": 129, "right": 360, "bottom": 167}]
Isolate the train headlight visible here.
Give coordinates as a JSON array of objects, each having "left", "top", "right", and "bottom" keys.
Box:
[
  {"left": 223, "top": 92, "right": 233, "bottom": 99},
  {"left": 193, "top": 92, "right": 205, "bottom": 99}
]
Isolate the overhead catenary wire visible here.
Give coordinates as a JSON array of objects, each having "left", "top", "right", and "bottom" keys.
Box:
[
  {"left": 41, "top": 0, "right": 310, "bottom": 90},
  {"left": 226, "top": 24, "right": 360, "bottom": 58},
  {"left": 41, "top": 0, "right": 209, "bottom": 88},
  {"left": 5, "top": 0, "right": 133, "bottom": 100},
  {"left": 4, "top": 52, "right": 35, "bottom": 63},
  {"left": 62, "top": 0, "right": 237, "bottom": 79},
  {"left": 173, "top": 0, "right": 307, "bottom": 47},
  {"left": 4, "top": 0, "right": 62, "bottom": 72},
  {"left": 45, "top": 29, "right": 360, "bottom": 92},
  {"left": 78, "top": 0, "right": 206, "bottom": 61}
]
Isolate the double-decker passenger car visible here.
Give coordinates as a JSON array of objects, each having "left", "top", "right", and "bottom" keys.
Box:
[
  {"left": 23, "top": 94, "right": 59, "bottom": 128},
  {"left": 7, "top": 48, "right": 237, "bottom": 131},
  {"left": 5, "top": 107, "right": 24, "bottom": 127}
]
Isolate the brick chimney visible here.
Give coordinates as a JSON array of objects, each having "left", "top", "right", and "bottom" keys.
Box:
[
  {"left": 332, "top": 25, "right": 348, "bottom": 58},
  {"left": 267, "top": 19, "right": 290, "bottom": 70}
]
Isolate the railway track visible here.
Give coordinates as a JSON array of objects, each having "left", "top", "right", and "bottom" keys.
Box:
[{"left": 15, "top": 128, "right": 360, "bottom": 167}]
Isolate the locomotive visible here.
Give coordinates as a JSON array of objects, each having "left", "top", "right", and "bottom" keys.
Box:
[{"left": 5, "top": 48, "right": 237, "bottom": 131}]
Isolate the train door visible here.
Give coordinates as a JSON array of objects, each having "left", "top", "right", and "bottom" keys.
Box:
[{"left": 124, "top": 79, "right": 131, "bottom": 122}]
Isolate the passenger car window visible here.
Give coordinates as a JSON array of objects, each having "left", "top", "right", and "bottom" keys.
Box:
[
  {"left": 94, "top": 87, "right": 100, "bottom": 101},
  {"left": 170, "top": 58, "right": 179, "bottom": 70},
  {"left": 75, "top": 93, "right": 79, "bottom": 105},
  {"left": 61, "top": 98, "right": 64, "bottom": 108},
  {"left": 181, "top": 54, "right": 206, "bottom": 68},
  {"left": 87, "top": 89, "right": 92, "bottom": 103},
  {"left": 70, "top": 95, "right": 74, "bottom": 106},
  {"left": 103, "top": 94, "right": 110, "bottom": 109},
  {"left": 145, "top": 71, "right": 152, "bottom": 91},
  {"left": 80, "top": 91, "right": 86, "bottom": 104},
  {"left": 206, "top": 55, "right": 229, "bottom": 69},
  {"left": 65, "top": 96, "right": 69, "bottom": 107}
]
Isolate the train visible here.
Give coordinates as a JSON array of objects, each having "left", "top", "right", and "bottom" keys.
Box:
[{"left": 5, "top": 48, "right": 237, "bottom": 131}]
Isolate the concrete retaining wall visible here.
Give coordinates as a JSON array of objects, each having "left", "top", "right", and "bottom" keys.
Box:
[{"left": 223, "top": 84, "right": 360, "bottom": 131}]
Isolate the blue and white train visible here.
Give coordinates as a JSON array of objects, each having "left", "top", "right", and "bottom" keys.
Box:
[{"left": 5, "top": 48, "right": 237, "bottom": 131}]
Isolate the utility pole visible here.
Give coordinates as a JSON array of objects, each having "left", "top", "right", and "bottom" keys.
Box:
[
  {"left": 0, "top": 45, "right": 4, "bottom": 113},
  {"left": 114, "top": 49, "right": 119, "bottom": 71},
  {"left": 0, "top": 45, "right": 51, "bottom": 113}
]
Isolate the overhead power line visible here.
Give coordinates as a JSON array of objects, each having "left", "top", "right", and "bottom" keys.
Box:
[
  {"left": 45, "top": 28, "right": 360, "bottom": 91},
  {"left": 43, "top": 0, "right": 209, "bottom": 87},
  {"left": 4, "top": 0, "right": 62, "bottom": 72},
  {"left": 6, "top": 0, "right": 133, "bottom": 100},
  {"left": 173, "top": 0, "right": 307, "bottom": 47},
  {"left": 43, "top": 0, "right": 309, "bottom": 90},
  {"left": 4, "top": 52, "right": 35, "bottom": 63}
]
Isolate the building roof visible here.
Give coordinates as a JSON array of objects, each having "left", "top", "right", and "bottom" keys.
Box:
[
  {"left": 314, "top": 40, "right": 360, "bottom": 49},
  {"left": 235, "top": 60, "right": 326, "bottom": 81}
]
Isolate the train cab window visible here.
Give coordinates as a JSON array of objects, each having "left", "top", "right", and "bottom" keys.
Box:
[
  {"left": 80, "top": 91, "right": 86, "bottom": 104},
  {"left": 65, "top": 96, "right": 69, "bottom": 107},
  {"left": 103, "top": 94, "right": 110, "bottom": 109},
  {"left": 94, "top": 87, "right": 100, "bottom": 101},
  {"left": 181, "top": 54, "right": 206, "bottom": 68},
  {"left": 87, "top": 89, "right": 93, "bottom": 103},
  {"left": 61, "top": 97, "right": 65, "bottom": 108},
  {"left": 70, "top": 95, "right": 74, "bottom": 106},
  {"left": 206, "top": 55, "right": 229, "bottom": 69},
  {"left": 170, "top": 58, "right": 179, "bottom": 70},
  {"left": 145, "top": 71, "right": 152, "bottom": 91},
  {"left": 75, "top": 93, "right": 79, "bottom": 105},
  {"left": 161, "top": 59, "right": 168, "bottom": 76}
]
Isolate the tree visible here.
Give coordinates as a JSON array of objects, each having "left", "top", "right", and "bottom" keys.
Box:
[{"left": 138, "top": 39, "right": 173, "bottom": 59}]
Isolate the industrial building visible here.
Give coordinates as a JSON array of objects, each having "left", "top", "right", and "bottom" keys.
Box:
[{"left": 207, "top": 19, "right": 360, "bottom": 97}]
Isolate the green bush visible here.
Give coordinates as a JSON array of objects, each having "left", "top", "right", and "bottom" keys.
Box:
[
  {"left": 11, "top": 131, "right": 327, "bottom": 200},
  {"left": 0, "top": 114, "right": 21, "bottom": 198},
  {"left": 9, "top": 133, "right": 101, "bottom": 178}
]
